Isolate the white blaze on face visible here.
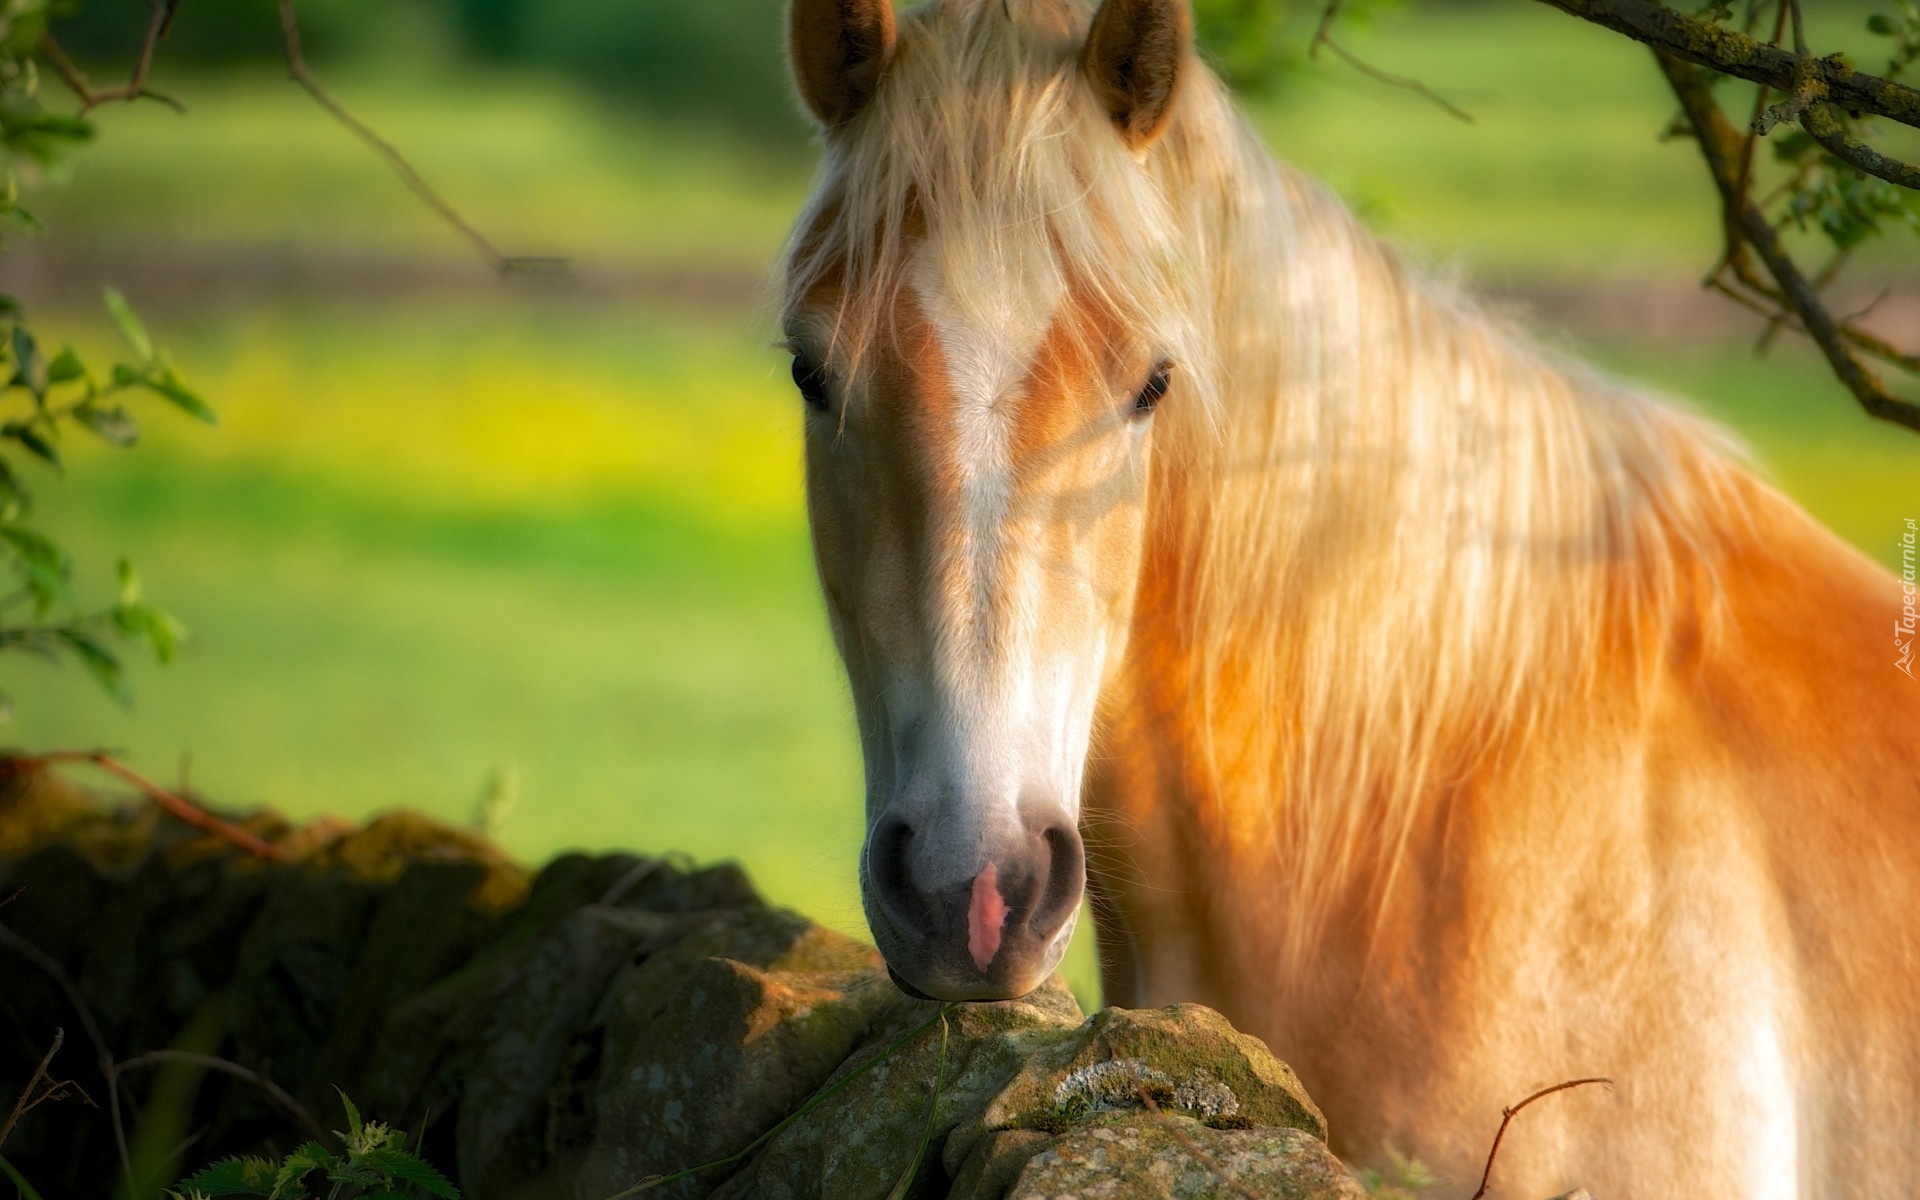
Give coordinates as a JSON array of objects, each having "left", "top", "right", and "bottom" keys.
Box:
[{"left": 901, "top": 236, "right": 1080, "bottom": 830}]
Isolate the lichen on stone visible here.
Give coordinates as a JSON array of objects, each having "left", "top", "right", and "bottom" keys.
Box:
[{"left": 1051, "top": 1057, "right": 1242, "bottom": 1122}]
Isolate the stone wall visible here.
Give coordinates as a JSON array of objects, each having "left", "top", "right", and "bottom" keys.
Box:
[{"left": 0, "top": 770, "right": 1363, "bottom": 1199}]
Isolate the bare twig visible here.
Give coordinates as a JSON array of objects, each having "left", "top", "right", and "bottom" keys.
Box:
[
  {"left": 1468, "top": 1077, "right": 1614, "bottom": 1200},
  {"left": 1310, "top": 0, "right": 1474, "bottom": 123},
  {"left": 1757, "top": 247, "right": 1846, "bottom": 353},
  {"left": 1318, "top": 39, "right": 1475, "bottom": 123},
  {"left": 1310, "top": 0, "right": 1344, "bottom": 57},
  {"left": 116, "top": 1050, "right": 328, "bottom": 1144},
  {"left": 275, "top": 0, "right": 564, "bottom": 278},
  {"left": 1732, "top": 0, "right": 1792, "bottom": 200},
  {"left": 0, "top": 922, "right": 132, "bottom": 1192},
  {"left": 1659, "top": 53, "right": 1920, "bottom": 433},
  {"left": 0, "top": 1030, "right": 94, "bottom": 1149},
  {"left": 1844, "top": 323, "right": 1920, "bottom": 374},
  {"left": 37, "top": 2, "right": 185, "bottom": 115},
  {"left": 18, "top": 750, "right": 287, "bottom": 862}
]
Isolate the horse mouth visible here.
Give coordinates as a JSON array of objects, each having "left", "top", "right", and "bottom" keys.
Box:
[{"left": 887, "top": 965, "right": 939, "bottom": 1001}]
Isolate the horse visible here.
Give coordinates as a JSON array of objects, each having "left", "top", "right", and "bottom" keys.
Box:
[{"left": 776, "top": 0, "right": 1920, "bottom": 1194}]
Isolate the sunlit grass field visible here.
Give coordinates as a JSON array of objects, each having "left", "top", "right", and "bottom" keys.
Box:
[{"left": 4, "top": 2, "right": 1917, "bottom": 1001}]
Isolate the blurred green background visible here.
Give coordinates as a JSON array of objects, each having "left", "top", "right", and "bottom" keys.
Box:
[{"left": 3, "top": 0, "right": 1916, "bottom": 1001}]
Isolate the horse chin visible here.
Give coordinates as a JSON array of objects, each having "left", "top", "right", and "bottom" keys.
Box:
[
  {"left": 886, "top": 963, "right": 1046, "bottom": 1004},
  {"left": 873, "top": 915, "right": 1059, "bottom": 1002}
]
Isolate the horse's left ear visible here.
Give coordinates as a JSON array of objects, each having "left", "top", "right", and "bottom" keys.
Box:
[
  {"left": 788, "top": 0, "right": 897, "bottom": 128},
  {"left": 1081, "top": 0, "right": 1190, "bottom": 148}
]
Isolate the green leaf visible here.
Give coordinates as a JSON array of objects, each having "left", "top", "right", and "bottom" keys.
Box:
[
  {"left": 74, "top": 402, "right": 139, "bottom": 447},
  {"left": 1868, "top": 12, "right": 1897, "bottom": 35},
  {"left": 337, "top": 1088, "right": 365, "bottom": 1143},
  {"left": 7, "top": 205, "right": 45, "bottom": 235},
  {"left": 143, "top": 369, "right": 217, "bottom": 425},
  {"left": 3, "top": 421, "right": 60, "bottom": 468},
  {"left": 104, "top": 287, "right": 153, "bottom": 360},
  {"left": 355, "top": 1149, "right": 460, "bottom": 1198},
  {"left": 175, "top": 1156, "right": 280, "bottom": 1197},
  {"left": 0, "top": 8, "right": 50, "bottom": 56},
  {"left": 55, "top": 627, "right": 127, "bottom": 705},
  {"left": 0, "top": 523, "right": 66, "bottom": 572},
  {"left": 0, "top": 457, "right": 32, "bottom": 519},
  {"left": 0, "top": 1152, "right": 49, "bottom": 1200},
  {"left": 0, "top": 523, "right": 71, "bottom": 615},
  {"left": 45, "top": 345, "right": 85, "bottom": 385},
  {"left": 10, "top": 324, "right": 44, "bottom": 399},
  {"left": 268, "top": 1141, "right": 333, "bottom": 1200},
  {"left": 117, "top": 555, "right": 139, "bottom": 602},
  {"left": 113, "top": 600, "right": 184, "bottom": 664}
]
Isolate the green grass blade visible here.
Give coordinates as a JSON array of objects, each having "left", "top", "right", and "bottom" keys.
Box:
[
  {"left": 0, "top": 1153, "right": 48, "bottom": 1200},
  {"left": 883, "top": 1008, "right": 950, "bottom": 1200}
]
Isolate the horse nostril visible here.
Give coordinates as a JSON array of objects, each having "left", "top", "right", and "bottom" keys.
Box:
[
  {"left": 867, "top": 815, "right": 935, "bottom": 938},
  {"left": 1030, "top": 823, "right": 1085, "bottom": 937}
]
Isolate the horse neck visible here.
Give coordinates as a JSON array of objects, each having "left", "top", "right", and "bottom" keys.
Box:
[{"left": 1127, "top": 106, "right": 1735, "bottom": 925}]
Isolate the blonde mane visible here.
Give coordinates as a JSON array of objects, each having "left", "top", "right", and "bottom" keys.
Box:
[{"left": 785, "top": 0, "right": 1752, "bottom": 955}]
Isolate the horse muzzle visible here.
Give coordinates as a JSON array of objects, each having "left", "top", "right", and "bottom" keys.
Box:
[{"left": 863, "top": 811, "right": 1085, "bottom": 1001}]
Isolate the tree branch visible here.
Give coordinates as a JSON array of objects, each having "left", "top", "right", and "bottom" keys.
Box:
[
  {"left": 14, "top": 751, "right": 287, "bottom": 861},
  {"left": 1799, "top": 102, "right": 1920, "bottom": 190},
  {"left": 1660, "top": 52, "right": 1920, "bottom": 432},
  {"left": 1533, "top": 0, "right": 1920, "bottom": 130},
  {"left": 1311, "top": 0, "right": 1473, "bottom": 123},
  {"left": 37, "top": 1, "right": 184, "bottom": 115},
  {"left": 276, "top": 0, "right": 564, "bottom": 278}
]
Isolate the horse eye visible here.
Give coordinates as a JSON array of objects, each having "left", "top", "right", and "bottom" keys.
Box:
[
  {"left": 1131, "top": 360, "right": 1174, "bottom": 418},
  {"left": 791, "top": 355, "right": 831, "bottom": 413}
]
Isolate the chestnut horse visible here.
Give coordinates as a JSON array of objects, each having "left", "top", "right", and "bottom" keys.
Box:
[{"left": 779, "top": 0, "right": 1920, "bottom": 1194}]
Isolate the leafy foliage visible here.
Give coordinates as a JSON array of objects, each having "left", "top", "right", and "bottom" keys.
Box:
[
  {"left": 171, "top": 1092, "right": 459, "bottom": 1200},
  {"left": 1758, "top": 6, "right": 1920, "bottom": 252},
  {"left": 0, "top": 288, "right": 210, "bottom": 716},
  {"left": 0, "top": 0, "right": 93, "bottom": 238},
  {"left": 0, "top": 0, "right": 216, "bottom": 718},
  {"left": 1728, "top": 1, "right": 1920, "bottom": 255}
]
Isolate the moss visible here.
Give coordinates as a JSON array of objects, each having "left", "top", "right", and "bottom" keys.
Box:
[{"left": 2, "top": 799, "right": 1359, "bottom": 1199}]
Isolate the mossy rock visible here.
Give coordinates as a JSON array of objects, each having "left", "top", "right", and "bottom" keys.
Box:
[
  {"left": 970, "top": 1004, "right": 1328, "bottom": 1142},
  {"left": 0, "top": 779, "right": 1364, "bottom": 1200},
  {"left": 1006, "top": 1120, "right": 1367, "bottom": 1199}
]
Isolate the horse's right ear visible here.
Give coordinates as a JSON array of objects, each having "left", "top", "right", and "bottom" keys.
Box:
[
  {"left": 788, "top": 0, "right": 897, "bottom": 129},
  {"left": 1082, "top": 0, "right": 1189, "bottom": 148}
]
